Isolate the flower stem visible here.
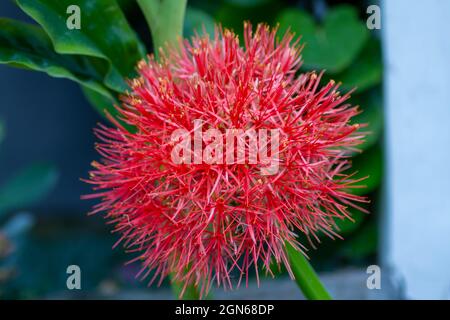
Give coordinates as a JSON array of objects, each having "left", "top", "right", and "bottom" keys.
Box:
[
  {"left": 137, "top": 0, "right": 187, "bottom": 56},
  {"left": 170, "top": 276, "right": 201, "bottom": 300},
  {"left": 285, "top": 242, "right": 332, "bottom": 300}
]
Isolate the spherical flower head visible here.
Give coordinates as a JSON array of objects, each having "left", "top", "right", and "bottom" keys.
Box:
[{"left": 84, "top": 23, "right": 367, "bottom": 296}]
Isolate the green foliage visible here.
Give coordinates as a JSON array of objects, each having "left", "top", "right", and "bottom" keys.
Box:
[
  {"left": 337, "top": 39, "right": 382, "bottom": 92},
  {"left": 277, "top": 5, "right": 369, "bottom": 73},
  {"left": 0, "top": 163, "right": 59, "bottom": 216},
  {"left": 0, "top": 18, "right": 113, "bottom": 101},
  {"left": 1, "top": 0, "right": 147, "bottom": 119},
  {"left": 15, "top": 0, "right": 146, "bottom": 93}
]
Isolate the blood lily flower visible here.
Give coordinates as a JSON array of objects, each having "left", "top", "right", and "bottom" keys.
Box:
[{"left": 84, "top": 23, "right": 367, "bottom": 296}]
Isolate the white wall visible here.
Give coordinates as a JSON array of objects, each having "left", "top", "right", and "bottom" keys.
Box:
[{"left": 382, "top": 0, "right": 450, "bottom": 299}]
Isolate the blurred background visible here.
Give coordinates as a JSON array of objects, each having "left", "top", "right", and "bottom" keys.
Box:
[{"left": 0, "top": 0, "right": 447, "bottom": 300}]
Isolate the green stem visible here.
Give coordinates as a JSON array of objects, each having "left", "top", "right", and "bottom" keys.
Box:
[
  {"left": 170, "top": 276, "right": 201, "bottom": 300},
  {"left": 137, "top": 0, "right": 187, "bottom": 57},
  {"left": 285, "top": 242, "right": 332, "bottom": 300}
]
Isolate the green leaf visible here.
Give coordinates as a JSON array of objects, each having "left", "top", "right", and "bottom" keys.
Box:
[
  {"left": 15, "top": 0, "right": 146, "bottom": 93},
  {"left": 336, "top": 38, "right": 382, "bottom": 92},
  {"left": 277, "top": 9, "right": 316, "bottom": 39},
  {"left": 347, "top": 145, "right": 383, "bottom": 196},
  {"left": 0, "top": 163, "right": 58, "bottom": 216},
  {"left": 184, "top": 7, "right": 215, "bottom": 39},
  {"left": 0, "top": 18, "right": 113, "bottom": 101},
  {"left": 277, "top": 5, "right": 369, "bottom": 73}
]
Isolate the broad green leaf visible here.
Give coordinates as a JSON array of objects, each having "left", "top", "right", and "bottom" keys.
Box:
[
  {"left": 276, "top": 9, "right": 316, "bottom": 40},
  {"left": 0, "top": 18, "right": 113, "bottom": 101},
  {"left": 184, "top": 7, "right": 215, "bottom": 39},
  {"left": 15, "top": 0, "right": 146, "bottom": 93},
  {"left": 0, "top": 163, "right": 58, "bottom": 215},
  {"left": 337, "top": 38, "right": 382, "bottom": 92},
  {"left": 347, "top": 145, "right": 383, "bottom": 196},
  {"left": 277, "top": 5, "right": 369, "bottom": 73}
]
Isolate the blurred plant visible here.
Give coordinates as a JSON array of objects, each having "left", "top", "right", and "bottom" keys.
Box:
[
  {"left": 0, "top": 163, "right": 59, "bottom": 216},
  {"left": 1, "top": 218, "right": 123, "bottom": 299},
  {"left": 0, "top": 0, "right": 383, "bottom": 299},
  {"left": 0, "top": 121, "right": 58, "bottom": 298}
]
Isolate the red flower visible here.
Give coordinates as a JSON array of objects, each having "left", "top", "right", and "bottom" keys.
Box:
[{"left": 84, "top": 23, "right": 367, "bottom": 296}]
